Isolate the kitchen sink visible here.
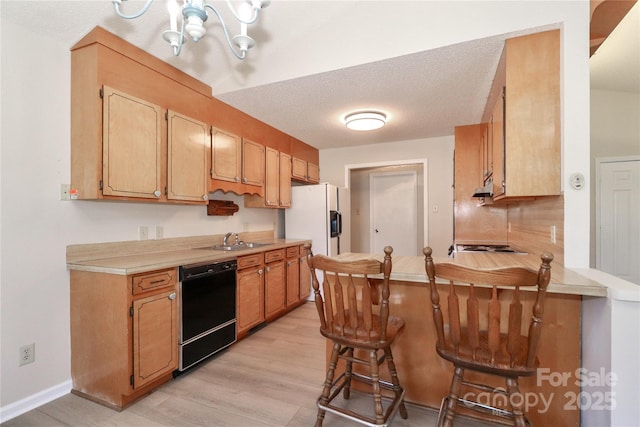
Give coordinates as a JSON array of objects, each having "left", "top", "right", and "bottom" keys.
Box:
[{"left": 204, "top": 242, "right": 273, "bottom": 251}]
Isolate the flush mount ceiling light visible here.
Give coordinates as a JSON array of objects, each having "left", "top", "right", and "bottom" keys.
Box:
[
  {"left": 344, "top": 111, "right": 387, "bottom": 131},
  {"left": 112, "top": 0, "right": 270, "bottom": 59}
]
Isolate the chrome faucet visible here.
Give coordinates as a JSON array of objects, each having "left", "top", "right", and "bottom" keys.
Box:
[{"left": 223, "top": 232, "right": 239, "bottom": 246}]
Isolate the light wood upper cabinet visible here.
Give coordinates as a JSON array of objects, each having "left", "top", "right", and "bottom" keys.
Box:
[
  {"left": 167, "top": 110, "right": 209, "bottom": 203},
  {"left": 279, "top": 152, "right": 292, "bottom": 208},
  {"left": 211, "top": 127, "right": 242, "bottom": 183},
  {"left": 292, "top": 157, "right": 320, "bottom": 183},
  {"left": 454, "top": 124, "right": 508, "bottom": 244},
  {"left": 495, "top": 29, "right": 561, "bottom": 200},
  {"left": 242, "top": 139, "right": 265, "bottom": 186},
  {"left": 244, "top": 150, "right": 292, "bottom": 209},
  {"left": 292, "top": 157, "right": 307, "bottom": 180},
  {"left": 491, "top": 88, "right": 505, "bottom": 198},
  {"left": 307, "top": 163, "right": 320, "bottom": 183},
  {"left": 263, "top": 147, "right": 280, "bottom": 207},
  {"left": 102, "top": 86, "right": 163, "bottom": 199}
]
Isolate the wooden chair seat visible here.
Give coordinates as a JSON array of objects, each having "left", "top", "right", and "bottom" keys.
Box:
[
  {"left": 305, "top": 243, "right": 408, "bottom": 427},
  {"left": 424, "top": 247, "right": 553, "bottom": 427},
  {"left": 436, "top": 329, "right": 539, "bottom": 378},
  {"left": 322, "top": 311, "right": 406, "bottom": 350}
]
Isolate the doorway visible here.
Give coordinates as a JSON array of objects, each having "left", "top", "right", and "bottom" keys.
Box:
[
  {"left": 596, "top": 156, "right": 640, "bottom": 284},
  {"left": 370, "top": 171, "right": 419, "bottom": 256},
  {"left": 346, "top": 160, "right": 426, "bottom": 256}
]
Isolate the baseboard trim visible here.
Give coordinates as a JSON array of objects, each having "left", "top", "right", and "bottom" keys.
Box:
[{"left": 0, "top": 380, "right": 72, "bottom": 423}]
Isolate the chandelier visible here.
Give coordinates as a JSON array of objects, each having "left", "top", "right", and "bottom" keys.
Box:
[{"left": 112, "top": 0, "right": 270, "bottom": 59}]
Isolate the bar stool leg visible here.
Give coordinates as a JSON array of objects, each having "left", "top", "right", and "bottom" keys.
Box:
[
  {"left": 316, "top": 342, "right": 341, "bottom": 427},
  {"left": 442, "top": 366, "right": 465, "bottom": 427},
  {"left": 384, "top": 347, "right": 408, "bottom": 419},
  {"left": 368, "top": 349, "right": 385, "bottom": 425},
  {"left": 343, "top": 347, "right": 354, "bottom": 399},
  {"left": 506, "top": 377, "right": 527, "bottom": 427}
]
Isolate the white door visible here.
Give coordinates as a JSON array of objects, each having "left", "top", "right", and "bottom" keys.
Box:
[
  {"left": 597, "top": 158, "right": 640, "bottom": 285},
  {"left": 370, "top": 171, "right": 419, "bottom": 256}
]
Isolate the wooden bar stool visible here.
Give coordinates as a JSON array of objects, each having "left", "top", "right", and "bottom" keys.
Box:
[
  {"left": 304, "top": 243, "right": 408, "bottom": 427},
  {"left": 423, "top": 247, "right": 553, "bottom": 427}
]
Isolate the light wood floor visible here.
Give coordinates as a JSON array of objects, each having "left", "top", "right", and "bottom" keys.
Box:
[{"left": 3, "top": 303, "right": 489, "bottom": 426}]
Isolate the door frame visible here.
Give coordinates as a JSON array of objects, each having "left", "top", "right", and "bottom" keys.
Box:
[
  {"left": 343, "top": 159, "right": 429, "bottom": 253},
  {"left": 595, "top": 155, "right": 640, "bottom": 274}
]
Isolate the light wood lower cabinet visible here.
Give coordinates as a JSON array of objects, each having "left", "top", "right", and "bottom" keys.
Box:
[
  {"left": 286, "top": 246, "right": 300, "bottom": 306},
  {"left": 264, "top": 249, "right": 286, "bottom": 321},
  {"left": 236, "top": 253, "right": 265, "bottom": 337},
  {"left": 70, "top": 268, "right": 178, "bottom": 410},
  {"left": 299, "top": 245, "right": 311, "bottom": 301}
]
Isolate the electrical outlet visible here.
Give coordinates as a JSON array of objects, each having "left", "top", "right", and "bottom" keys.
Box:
[
  {"left": 155, "top": 226, "right": 163, "bottom": 240},
  {"left": 60, "top": 184, "right": 71, "bottom": 201},
  {"left": 19, "top": 343, "right": 35, "bottom": 366},
  {"left": 138, "top": 226, "right": 148, "bottom": 240},
  {"left": 550, "top": 225, "right": 557, "bottom": 244}
]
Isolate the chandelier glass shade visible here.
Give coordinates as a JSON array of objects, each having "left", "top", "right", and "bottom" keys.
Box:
[
  {"left": 344, "top": 111, "right": 387, "bottom": 131},
  {"left": 112, "top": 0, "right": 270, "bottom": 59}
]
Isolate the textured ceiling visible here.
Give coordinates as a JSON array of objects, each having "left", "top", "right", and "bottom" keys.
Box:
[{"left": 1, "top": 1, "right": 637, "bottom": 150}]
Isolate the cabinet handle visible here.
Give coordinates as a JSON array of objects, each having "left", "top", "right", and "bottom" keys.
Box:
[
  {"left": 266, "top": 266, "right": 270, "bottom": 272},
  {"left": 168, "top": 293, "right": 176, "bottom": 300},
  {"left": 153, "top": 190, "right": 161, "bottom": 198},
  {"left": 202, "top": 194, "right": 208, "bottom": 201},
  {"left": 258, "top": 269, "right": 263, "bottom": 275},
  {"left": 235, "top": 176, "right": 239, "bottom": 182},
  {"left": 242, "top": 177, "right": 247, "bottom": 183}
]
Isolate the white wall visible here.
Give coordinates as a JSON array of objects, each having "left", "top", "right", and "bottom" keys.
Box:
[
  {"left": 320, "top": 137, "right": 453, "bottom": 257},
  {"left": 589, "top": 89, "right": 640, "bottom": 266},
  {"left": 1, "top": 0, "right": 592, "bottom": 420},
  {"left": 0, "top": 20, "right": 278, "bottom": 417}
]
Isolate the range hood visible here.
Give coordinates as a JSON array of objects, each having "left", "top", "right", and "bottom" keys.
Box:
[{"left": 472, "top": 178, "right": 493, "bottom": 198}]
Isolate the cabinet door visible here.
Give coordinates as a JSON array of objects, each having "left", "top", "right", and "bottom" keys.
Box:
[
  {"left": 279, "top": 153, "right": 292, "bottom": 208},
  {"left": 299, "top": 249, "right": 311, "bottom": 301},
  {"left": 286, "top": 255, "right": 300, "bottom": 306},
  {"left": 132, "top": 289, "right": 178, "bottom": 389},
  {"left": 265, "top": 260, "right": 286, "bottom": 320},
  {"left": 167, "top": 111, "right": 209, "bottom": 203},
  {"left": 211, "top": 127, "right": 242, "bottom": 183},
  {"left": 242, "top": 139, "right": 265, "bottom": 186},
  {"left": 307, "top": 163, "right": 320, "bottom": 183},
  {"left": 237, "top": 265, "right": 265, "bottom": 335},
  {"left": 291, "top": 157, "right": 307, "bottom": 180},
  {"left": 502, "top": 30, "right": 560, "bottom": 198},
  {"left": 102, "top": 86, "right": 163, "bottom": 199},
  {"left": 264, "top": 147, "right": 279, "bottom": 207},
  {"left": 491, "top": 88, "right": 505, "bottom": 198}
]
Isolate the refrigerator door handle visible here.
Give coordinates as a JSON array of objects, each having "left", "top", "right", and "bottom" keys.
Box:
[{"left": 330, "top": 210, "right": 341, "bottom": 238}]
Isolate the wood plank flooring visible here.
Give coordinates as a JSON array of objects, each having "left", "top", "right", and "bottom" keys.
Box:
[{"left": 3, "top": 303, "right": 489, "bottom": 426}]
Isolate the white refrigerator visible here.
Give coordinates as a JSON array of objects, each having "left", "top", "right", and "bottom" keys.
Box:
[
  {"left": 285, "top": 183, "right": 350, "bottom": 256},
  {"left": 286, "top": 184, "right": 350, "bottom": 300}
]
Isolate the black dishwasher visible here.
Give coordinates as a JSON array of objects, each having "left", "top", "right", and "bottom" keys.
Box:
[{"left": 178, "top": 259, "right": 237, "bottom": 372}]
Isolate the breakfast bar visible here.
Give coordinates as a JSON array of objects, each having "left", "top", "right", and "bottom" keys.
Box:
[{"left": 330, "top": 251, "right": 607, "bottom": 427}]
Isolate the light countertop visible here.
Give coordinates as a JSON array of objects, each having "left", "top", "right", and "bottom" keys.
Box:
[
  {"left": 333, "top": 251, "right": 608, "bottom": 297},
  {"left": 66, "top": 232, "right": 309, "bottom": 275}
]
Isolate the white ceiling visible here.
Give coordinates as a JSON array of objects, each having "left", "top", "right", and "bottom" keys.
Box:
[{"left": 2, "top": 1, "right": 637, "bottom": 150}]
